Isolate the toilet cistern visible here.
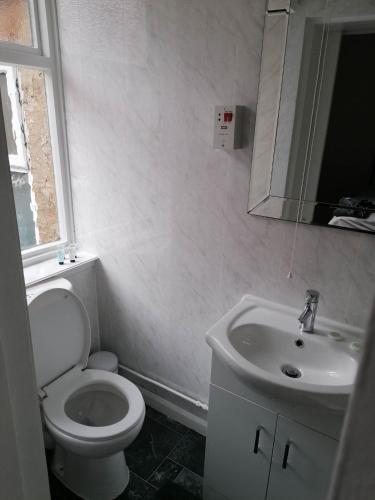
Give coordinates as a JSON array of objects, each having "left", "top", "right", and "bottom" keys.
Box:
[{"left": 298, "top": 289, "right": 319, "bottom": 333}]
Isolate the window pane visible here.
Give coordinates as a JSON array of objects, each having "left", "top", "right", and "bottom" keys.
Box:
[
  {"left": 1, "top": 65, "right": 60, "bottom": 250},
  {"left": 0, "top": 0, "right": 33, "bottom": 46}
]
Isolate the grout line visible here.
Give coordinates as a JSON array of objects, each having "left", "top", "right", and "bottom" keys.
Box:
[
  {"left": 167, "top": 456, "right": 195, "bottom": 476},
  {"left": 129, "top": 410, "right": 205, "bottom": 492},
  {"left": 166, "top": 457, "right": 204, "bottom": 481},
  {"left": 130, "top": 470, "right": 158, "bottom": 491},
  {"left": 167, "top": 456, "right": 183, "bottom": 467},
  {"left": 175, "top": 466, "right": 204, "bottom": 499},
  {"left": 141, "top": 432, "right": 184, "bottom": 484},
  {"left": 174, "top": 466, "right": 186, "bottom": 483},
  {"left": 142, "top": 458, "right": 167, "bottom": 484},
  {"left": 146, "top": 456, "right": 185, "bottom": 486},
  {"left": 145, "top": 456, "right": 171, "bottom": 483},
  {"left": 175, "top": 466, "right": 203, "bottom": 482},
  {"left": 179, "top": 465, "right": 205, "bottom": 481},
  {"left": 129, "top": 411, "right": 192, "bottom": 485}
]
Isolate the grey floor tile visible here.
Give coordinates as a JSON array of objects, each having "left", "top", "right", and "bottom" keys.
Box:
[
  {"left": 117, "top": 472, "right": 157, "bottom": 500},
  {"left": 126, "top": 416, "right": 181, "bottom": 480},
  {"left": 174, "top": 468, "right": 203, "bottom": 499},
  {"left": 148, "top": 458, "right": 183, "bottom": 488},
  {"left": 168, "top": 430, "right": 206, "bottom": 476}
]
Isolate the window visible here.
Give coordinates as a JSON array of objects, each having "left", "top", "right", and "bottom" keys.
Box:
[
  {"left": 0, "top": 0, "right": 74, "bottom": 261},
  {"left": 0, "top": 0, "right": 34, "bottom": 47}
]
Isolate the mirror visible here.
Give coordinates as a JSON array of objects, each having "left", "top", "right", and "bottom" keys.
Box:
[{"left": 249, "top": 0, "right": 375, "bottom": 235}]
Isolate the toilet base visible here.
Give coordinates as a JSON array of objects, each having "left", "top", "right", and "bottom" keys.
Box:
[{"left": 52, "top": 444, "right": 129, "bottom": 500}]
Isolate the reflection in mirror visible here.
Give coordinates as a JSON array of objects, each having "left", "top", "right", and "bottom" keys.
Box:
[
  {"left": 308, "top": 24, "right": 375, "bottom": 232},
  {"left": 249, "top": 0, "right": 375, "bottom": 235}
]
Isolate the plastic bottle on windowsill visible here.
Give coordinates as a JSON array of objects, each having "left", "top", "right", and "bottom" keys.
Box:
[
  {"left": 68, "top": 243, "right": 77, "bottom": 263},
  {"left": 57, "top": 245, "right": 65, "bottom": 265}
]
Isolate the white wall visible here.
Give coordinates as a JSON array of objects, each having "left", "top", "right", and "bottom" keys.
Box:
[
  {"left": 61, "top": 265, "right": 101, "bottom": 352},
  {"left": 57, "top": 0, "right": 375, "bottom": 404}
]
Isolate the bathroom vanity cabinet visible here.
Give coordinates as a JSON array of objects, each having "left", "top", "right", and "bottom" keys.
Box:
[
  {"left": 266, "top": 414, "right": 336, "bottom": 500},
  {"left": 203, "top": 355, "right": 342, "bottom": 500}
]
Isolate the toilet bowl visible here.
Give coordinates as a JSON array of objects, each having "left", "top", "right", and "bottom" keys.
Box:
[{"left": 27, "top": 278, "right": 145, "bottom": 500}]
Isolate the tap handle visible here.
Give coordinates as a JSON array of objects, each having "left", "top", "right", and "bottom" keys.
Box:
[{"left": 305, "top": 289, "right": 319, "bottom": 303}]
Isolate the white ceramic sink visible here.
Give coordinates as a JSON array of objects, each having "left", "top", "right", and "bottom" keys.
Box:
[{"left": 207, "top": 295, "right": 363, "bottom": 409}]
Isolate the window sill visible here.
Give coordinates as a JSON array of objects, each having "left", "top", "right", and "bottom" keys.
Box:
[{"left": 24, "top": 251, "right": 99, "bottom": 287}]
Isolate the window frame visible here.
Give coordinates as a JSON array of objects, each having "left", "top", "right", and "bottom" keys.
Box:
[{"left": 0, "top": 0, "right": 75, "bottom": 265}]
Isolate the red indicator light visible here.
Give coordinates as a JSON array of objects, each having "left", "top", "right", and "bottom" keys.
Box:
[{"left": 223, "top": 111, "right": 233, "bottom": 123}]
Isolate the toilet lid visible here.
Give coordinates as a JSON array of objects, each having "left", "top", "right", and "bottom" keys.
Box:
[{"left": 28, "top": 288, "right": 91, "bottom": 390}]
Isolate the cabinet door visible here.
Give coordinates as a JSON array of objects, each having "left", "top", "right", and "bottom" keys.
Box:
[
  {"left": 266, "top": 416, "right": 338, "bottom": 500},
  {"left": 204, "top": 385, "right": 277, "bottom": 500}
]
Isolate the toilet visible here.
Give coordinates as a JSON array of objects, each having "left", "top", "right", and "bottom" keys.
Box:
[{"left": 27, "top": 278, "right": 145, "bottom": 500}]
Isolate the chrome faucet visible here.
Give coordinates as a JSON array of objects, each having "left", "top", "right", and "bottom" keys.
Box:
[{"left": 298, "top": 290, "right": 319, "bottom": 333}]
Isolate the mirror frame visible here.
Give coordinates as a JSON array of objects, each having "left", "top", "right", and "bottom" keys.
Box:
[{"left": 248, "top": 1, "right": 292, "bottom": 218}]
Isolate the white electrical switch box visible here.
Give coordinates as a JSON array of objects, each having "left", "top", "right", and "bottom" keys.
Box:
[{"left": 213, "top": 105, "right": 243, "bottom": 150}]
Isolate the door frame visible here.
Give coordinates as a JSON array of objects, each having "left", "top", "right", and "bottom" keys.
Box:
[{"left": 0, "top": 90, "right": 50, "bottom": 499}]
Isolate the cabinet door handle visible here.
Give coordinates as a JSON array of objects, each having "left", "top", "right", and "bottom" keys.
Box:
[
  {"left": 253, "top": 428, "right": 261, "bottom": 454},
  {"left": 282, "top": 443, "right": 290, "bottom": 469}
]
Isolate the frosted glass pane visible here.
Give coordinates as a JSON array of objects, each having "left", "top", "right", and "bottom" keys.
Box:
[{"left": 0, "top": 0, "right": 33, "bottom": 46}]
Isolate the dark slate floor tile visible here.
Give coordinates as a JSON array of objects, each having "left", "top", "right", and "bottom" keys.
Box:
[
  {"left": 116, "top": 472, "right": 157, "bottom": 500},
  {"left": 168, "top": 430, "right": 206, "bottom": 476},
  {"left": 126, "top": 416, "right": 181, "bottom": 480},
  {"left": 146, "top": 406, "right": 164, "bottom": 422},
  {"left": 146, "top": 406, "right": 189, "bottom": 435},
  {"left": 48, "top": 472, "right": 81, "bottom": 500},
  {"left": 156, "top": 482, "right": 199, "bottom": 500},
  {"left": 157, "top": 414, "right": 190, "bottom": 435},
  {"left": 48, "top": 409, "right": 205, "bottom": 500},
  {"left": 148, "top": 458, "right": 183, "bottom": 488},
  {"left": 174, "top": 468, "right": 203, "bottom": 499}
]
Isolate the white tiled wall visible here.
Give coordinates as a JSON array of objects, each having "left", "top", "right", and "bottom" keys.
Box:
[
  {"left": 68, "top": 266, "right": 101, "bottom": 352},
  {"left": 25, "top": 261, "right": 100, "bottom": 351},
  {"left": 57, "top": 0, "right": 375, "bottom": 403}
]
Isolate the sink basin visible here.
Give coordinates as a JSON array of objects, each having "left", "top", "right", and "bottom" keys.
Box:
[{"left": 206, "top": 295, "right": 363, "bottom": 409}]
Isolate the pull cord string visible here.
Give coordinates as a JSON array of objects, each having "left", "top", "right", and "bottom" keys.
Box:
[{"left": 287, "top": 0, "right": 330, "bottom": 279}]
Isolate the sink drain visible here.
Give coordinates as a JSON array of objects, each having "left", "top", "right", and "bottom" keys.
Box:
[{"left": 281, "top": 364, "right": 302, "bottom": 378}]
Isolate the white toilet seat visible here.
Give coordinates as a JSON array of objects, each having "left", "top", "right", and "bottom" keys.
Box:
[{"left": 43, "top": 369, "right": 145, "bottom": 442}]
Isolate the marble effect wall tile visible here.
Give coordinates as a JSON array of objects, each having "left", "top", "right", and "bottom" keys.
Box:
[
  {"left": 68, "top": 267, "right": 101, "bottom": 352},
  {"left": 57, "top": 0, "right": 375, "bottom": 405}
]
